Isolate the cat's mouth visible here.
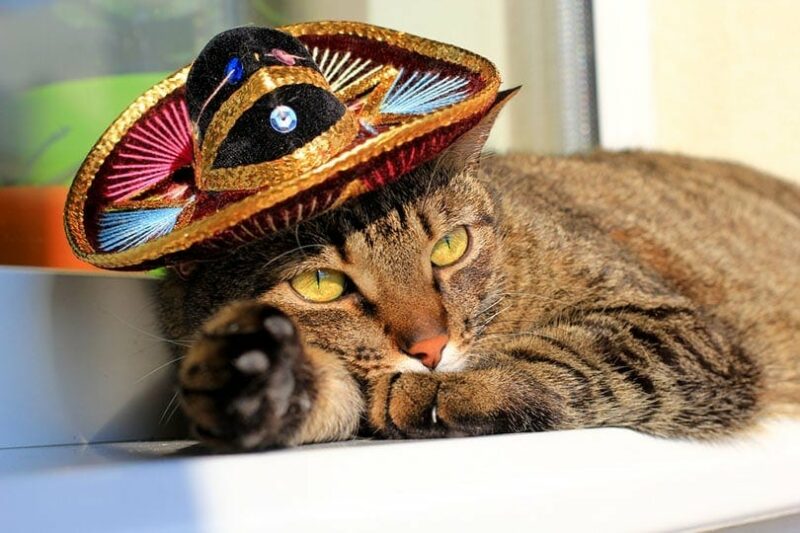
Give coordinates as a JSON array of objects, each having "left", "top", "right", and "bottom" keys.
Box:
[
  {"left": 436, "top": 343, "right": 469, "bottom": 372},
  {"left": 393, "top": 342, "right": 469, "bottom": 373}
]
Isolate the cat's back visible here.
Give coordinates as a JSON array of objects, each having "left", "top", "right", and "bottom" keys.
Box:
[{"left": 485, "top": 151, "right": 800, "bottom": 405}]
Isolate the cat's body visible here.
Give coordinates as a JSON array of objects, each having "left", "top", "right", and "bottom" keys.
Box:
[{"left": 161, "top": 150, "right": 800, "bottom": 449}]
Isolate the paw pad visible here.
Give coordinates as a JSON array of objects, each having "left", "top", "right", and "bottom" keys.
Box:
[
  {"left": 234, "top": 350, "right": 270, "bottom": 374},
  {"left": 263, "top": 315, "right": 295, "bottom": 340}
]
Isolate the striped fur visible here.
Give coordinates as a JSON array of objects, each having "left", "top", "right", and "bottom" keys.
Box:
[{"left": 161, "top": 151, "right": 800, "bottom": 449}]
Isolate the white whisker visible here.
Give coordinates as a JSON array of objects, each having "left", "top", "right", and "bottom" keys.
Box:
[
  {"left": 159, "top": 391, "right": 180, "bottom": 425},
  {"left": 135, "top": 355, "right": 187, "bottom": 384},
  {"left": 261, "top": 243, "right": 327, "bottom": 270},
  {"left": 103, "top": 309, "right": 192, "bottom": 348}
]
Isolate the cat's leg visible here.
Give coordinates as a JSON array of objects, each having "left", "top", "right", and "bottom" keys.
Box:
[
  {"left": 179, "top": 301, "right": 362, "bottom": 450},
  {"left": 369, "top": 303, "right": 763, "bottom": 440}
]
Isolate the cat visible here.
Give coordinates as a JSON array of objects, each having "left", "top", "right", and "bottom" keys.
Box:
[{"left": 159, "top": 123, "right": 800, "bottom": 450}]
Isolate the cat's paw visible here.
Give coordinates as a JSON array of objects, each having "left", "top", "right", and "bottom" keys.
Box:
[
  {"left": 179, "top": 302, "right": 314, "bottom": 450},
  {"left": 372, "top": 368, "right": 564, "bottom": 438},
  {"left": 372, "top": 372, "right": 514, "bottom": 439}
]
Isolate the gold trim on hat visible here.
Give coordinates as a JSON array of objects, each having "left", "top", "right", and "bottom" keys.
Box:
[
  {"left": 65, "top": 66, "right": 191, "bottom": 257},
  {"left": 197, "top": 66, "right": 358, "bottom": 191},
  {"left": 65, "top": 21, "right": 501, "bottom": 268}
]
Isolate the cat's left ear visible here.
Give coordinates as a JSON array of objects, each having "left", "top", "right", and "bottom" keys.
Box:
[{"left": 438, "top": 86, "right": 520, "bottom": 172}]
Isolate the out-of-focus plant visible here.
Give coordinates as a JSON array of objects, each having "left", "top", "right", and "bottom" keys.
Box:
[{"left": 1, "top": 0, "right": 289, "bottom": 186}]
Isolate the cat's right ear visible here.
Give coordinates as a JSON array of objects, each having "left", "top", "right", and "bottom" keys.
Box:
[{"left": 438, "top": 86, "right": 520, "bottom": 172}]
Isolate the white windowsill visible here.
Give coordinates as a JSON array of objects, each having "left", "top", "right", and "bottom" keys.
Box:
[{"left": 2, "top": 421, "right": 800, "bottom": 532}]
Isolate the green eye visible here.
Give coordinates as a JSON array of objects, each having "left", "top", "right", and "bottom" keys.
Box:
[
  {"left": 431, "top": 226, "right": 469, "bottom": 267},
  {"left": 290, "top": 269, "right": 347, "bottom": 302}
]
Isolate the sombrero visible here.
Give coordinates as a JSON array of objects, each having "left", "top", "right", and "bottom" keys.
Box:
[{"left": 64, "top": 21, "right": 509, "bottom": 270}]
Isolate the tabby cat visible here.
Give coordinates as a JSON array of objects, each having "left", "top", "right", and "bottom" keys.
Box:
[{"left": 160, "top": 124, "right": 800, "bottom": 450}]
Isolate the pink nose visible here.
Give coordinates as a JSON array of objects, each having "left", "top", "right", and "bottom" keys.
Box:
[{"left": 404, "top": 334, "right": 448, "bottom": 369}]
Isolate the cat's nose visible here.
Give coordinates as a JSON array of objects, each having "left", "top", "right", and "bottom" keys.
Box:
[{"left": 403, "top": 334, "right": 448, "bottom": 370}]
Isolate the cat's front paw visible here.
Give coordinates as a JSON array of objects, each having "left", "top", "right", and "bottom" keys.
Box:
[
  {"left": 179, "top": 302, "right": 314, "bottom": 450},
  {"left": 372, "top": 372, "right": 514, "bottom": 439},
  {"left": 371, "top": 368, "right": 563, "bottom": 439}
]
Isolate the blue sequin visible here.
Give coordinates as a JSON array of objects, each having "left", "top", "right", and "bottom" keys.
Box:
[
  {"left": 224, "top": 57, "right": 244, "bottom": 85},
  {"left": 269, "top": 105, "right": 297, "bottom": 133}
]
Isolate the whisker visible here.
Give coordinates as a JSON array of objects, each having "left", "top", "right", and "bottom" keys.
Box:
[
  {"left": 498, "top": 291, "right": 576, "bottom": 304},
  {"left": 482, "top": 328, "right": 563, "bottom": 340},
  {"left": 477, "top": 295, "right": 506, "bottom": 315},
  {"left": 135, "top": 355, "right": 187, "bottom": 384},
  {"left": 163, "top": 393, "right": 183, "bottom": 425},
  {"left": 260, "top": 243, "right": 327, "bottom": 270},
  {"left": 103, "top": 309, "right": 193, "bottom": 348},
  {"left": 159, "top": 391, "right": 180, "bottom": 425},
  {"left": 476, "top": 304, "right": 514, "bottom": 330},
  {"left": 292, "top": 225, "right": 328, "bottom": 261}
]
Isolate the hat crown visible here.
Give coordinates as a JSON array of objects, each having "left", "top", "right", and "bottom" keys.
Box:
[
  {"left": 186, "top": 27, "right": 317, "bottom": 137},
  {"left": 185, "top": 27, "right": 355, "bottom": 192}
]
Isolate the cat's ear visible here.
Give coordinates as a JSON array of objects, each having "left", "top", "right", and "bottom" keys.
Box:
[{"left": 438, "top": 86, "right": 520, "bottom": 172}]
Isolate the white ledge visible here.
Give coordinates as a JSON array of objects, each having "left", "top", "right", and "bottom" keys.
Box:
[{"left": 2, "top": 421, "right": 800, "bottom": 532}]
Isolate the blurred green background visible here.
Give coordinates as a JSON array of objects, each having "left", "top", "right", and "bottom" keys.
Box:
[{"left": 0, "top": 0, "right": 289, "bottom": 186}]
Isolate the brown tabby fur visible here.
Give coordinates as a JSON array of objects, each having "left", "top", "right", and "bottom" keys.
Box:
[{"left": 160, "top": 148, "right": 800, "bottom": 450}]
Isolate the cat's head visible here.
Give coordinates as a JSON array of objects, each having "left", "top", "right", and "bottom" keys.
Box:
[
  {"left": 165, "top": 159, "right": 505, "bottom": 379},
  {"left": 162, "top": 101, "right": 512, "bottom": 379}
]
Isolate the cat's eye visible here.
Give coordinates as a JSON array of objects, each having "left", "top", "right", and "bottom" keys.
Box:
[
  {"left": 290, "top": 268, "right": 347, "bottom": 302},
  {"left": 430, "top": 226, "right": 469, "bottom": 267}
]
